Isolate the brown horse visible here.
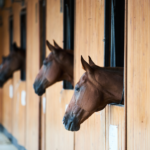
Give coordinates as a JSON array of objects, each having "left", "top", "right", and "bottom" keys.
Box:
[
  {"left": 33, "top": 40, "right": 73, "bottom": 96},
  {"left": 63, "top": 56, "right": 123, "bottom": 131},
  {"left": 0, "top": 43, "right": 26, "bottom": 87}
]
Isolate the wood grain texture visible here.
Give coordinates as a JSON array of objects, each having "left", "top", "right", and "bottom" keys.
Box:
[
  {"left": 41, "top": 94, "right": 46, "bottom": 150},
  {"left": 0, "top": 5, "right": 13, "bottom": 134},
  {"left": 12, "top": 71, "right": 26, "bottom": 147},
  {"left": 11, "top": 3, "right": 26, "bottom": 147},
  {"left": 2, "top": 79, "right": 13, "bottom": 133},
  {"left": 25, "top": 0, "right": 40, "bottom": 149},
  {"left": 127, "top": 0, "right": 150, "bottom": 149},
  {"left": 74, "top": 0, "right": 106, "bottom": 150},
  {"left": 106, "top": 105, "right": 125, "bottom": 150},
  {"left": 124, "top": 0, "right": 127, "bottom": 149}
]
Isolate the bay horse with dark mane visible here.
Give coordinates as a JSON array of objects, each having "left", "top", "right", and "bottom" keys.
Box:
[
  {"left": 63, "top": 56, "right": 123, "bottom": 131},
  {"left": 0, "top": 43, "right": 26, "bottom": 87},
  {"left": 33, "top": 40, "right": 73, "bottom": 96}
]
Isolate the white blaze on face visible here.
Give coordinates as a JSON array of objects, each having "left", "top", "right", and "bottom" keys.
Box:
[{"left": 65, "top": 104, "right": 68, "bottom": 112}]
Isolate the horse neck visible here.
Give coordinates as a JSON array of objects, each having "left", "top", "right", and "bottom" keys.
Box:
[
  {"left": 95, "top": 67, "right": 123, "bottom": 104},
  {"left": 16, "top": 50, "right": 26, "bottom": 70},
  {"left": 61, "top": 53, "right": 74, "bottom": 86}
]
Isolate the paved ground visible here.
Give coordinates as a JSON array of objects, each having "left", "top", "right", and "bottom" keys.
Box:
[{"left": 0, "top": 133, "right": 18, "bottom": 150}]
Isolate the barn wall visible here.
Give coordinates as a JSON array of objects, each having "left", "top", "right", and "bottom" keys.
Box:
[
  {"left": 46, "top": 0, "right": 74, "bottom": 150},
  {"left": 0, "top": 1, "right": 27, "bottom": 147},
  {"left": 127, "top": 0, "right": 150, "bottom": 149},
  {"left": 0, "top": 1, "right": 13, "bottom": 134},
  {"left": 0, "top": 0, "right": 40, "bottom": 149},
  {"left": 11, "top": 3, "right": 26, "bottom": 147},
  {"left": 74, "top": 0, "right": 106, "bottom": 150},
  {"left": 74, "top": 1, "right": 125, "bottom": 150},
  {"left": 25, "top": 0, "right": 40, "bottom": 149}
]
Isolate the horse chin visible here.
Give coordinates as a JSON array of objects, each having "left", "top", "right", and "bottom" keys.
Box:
[
  {"left": 36, "top": 89, "right": 45, "bottom": 96},
  {"left": 34, "top": 88, "right": 45, "bottom": 96}
]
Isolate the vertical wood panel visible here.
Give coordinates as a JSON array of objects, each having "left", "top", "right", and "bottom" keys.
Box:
[
  {"left": 2, "top": 79, "right": 13, "bottom": 133},
  {"left": 74, "top": 0, "right": 105, "bottom": 150},
  {"left": 127, "top": 0, "right": 150, "bottom": 149},
  {"left": 0, "top": 7, "right": 13, "bottom": 134},
  {"left": 106, "top": 105, "right": 125, "bottom": 150},
  {"left": 12, "top": 71, "right": 26, "bottom": 147},
  {"left": 26, "top": 0, "right": 40, "bottom": 149},
  {"left": 46, "top": 0, "right": 74, "bottom": 150},
  {"left": 41, "top": 94, "right": 46, "bottom": 150},
  {"left": 11, "top": 2, "right": 26, "bottom": 147}
]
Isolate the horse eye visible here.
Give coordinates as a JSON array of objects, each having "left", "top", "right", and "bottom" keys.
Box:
[
  {"left": 75, "top": 86, "right": 80, "bottom": 91},
  {"left": 43, "top": 60, "right": 47, "bottom": 66}
]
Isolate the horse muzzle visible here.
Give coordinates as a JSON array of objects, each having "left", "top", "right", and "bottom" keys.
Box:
[
  {"left": 33, "top": 81, "right": 45, "bottom": 96},
  {"left": 63, "top": 115, "right": 80, "bottom": 131}
]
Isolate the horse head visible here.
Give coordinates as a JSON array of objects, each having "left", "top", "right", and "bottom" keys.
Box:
[
  {"left": 0, "top": 43, "right": 26, "bottom": 87},
  {"left": 63, "top": 56, "right": 123, "bottom": 131},
  {"left": 33, "top": 40, "right": 73, "bottom": 96}
]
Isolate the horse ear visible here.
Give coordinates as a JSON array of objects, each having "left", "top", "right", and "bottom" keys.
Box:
[
  {"left": 81, "top": 56, "right": 93, "bottom": 73},
  {"left": 46, "top": 40, "right": 56, "bottom": 52},
  {"left": 88, "top": 56, "right": 95, "bottom": 66},
  {"left": 53, "top": 40, "right": 62, "bottom": 49},
  {"left": 12, "top": 42, "right": 19, "bottom": 52}
]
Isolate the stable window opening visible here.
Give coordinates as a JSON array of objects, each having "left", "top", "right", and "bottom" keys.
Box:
[
  {"left": 20, "top": 9, "right": 26, "bottom": 81},
  {"left": 9, "top": 15, "right": 13, "bottom": 52},
  {"left": 39, "top": 0, "right": 46, "bottom": 66},
  {"left": 63, "top": 0, "right": 74, "bottom": 89},
  {"left": 104, "top": 0, "right": 125, "bottom": 106}
]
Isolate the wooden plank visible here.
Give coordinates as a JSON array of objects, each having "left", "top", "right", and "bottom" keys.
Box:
[
  {"left": 127, "top": 0, "right": 150, "bottom": 149},
  {"left": 106, "top": 105, "right": 125, "bottom": 150},
  {"left": 25, "top": 0, "right": 40, "bottom": 149},
  {"left": 124, "top": 0, "right": 128, "bottom": 149},
  {"left": 12, "top": 71, "right": 26, "bottom": 147},
  {"left": 41, "top": 94, "right": 46, "bottom": 150},
  {"left": 74, "top": 0, "right": 105, "bottom": 150},
  {"left": 11, "top": 2, "right": 26, "bottom": 147},
  {"left": 2, "top": 79, "right": 13, "bottom": 133},
  {"left": 0, "top": 5, "right": 13, "bottom": 134}
]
